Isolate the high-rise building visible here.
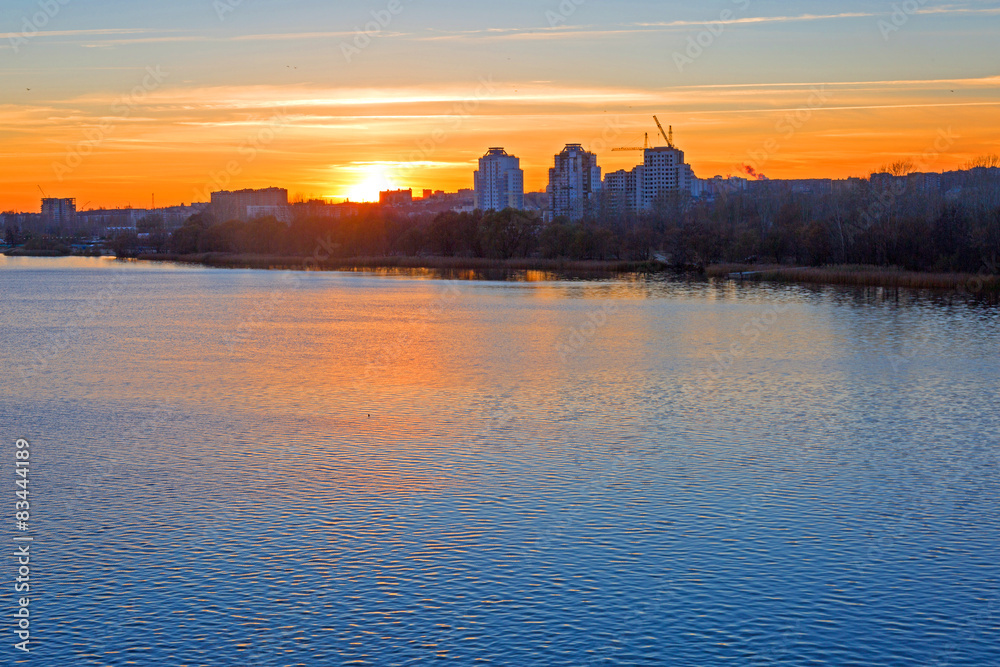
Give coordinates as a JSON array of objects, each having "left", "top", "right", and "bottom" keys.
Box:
[
  {"left": 211, "top": 187, "right": 289, "bottom": 222},
  {"left": 41, "top": 198, "right": 76, "bottom": 227},
  {"left": 603, "top": 167, "right": 644, "bottom": 214},
  {"left": 641, "top": 147, "right": 695, "bottom": 209},
  {"left": 474, "top": 147, "right": 524, "bottom": 211},
  {"left": 546, "top": 144, "right": 602, "bottom": 221}
]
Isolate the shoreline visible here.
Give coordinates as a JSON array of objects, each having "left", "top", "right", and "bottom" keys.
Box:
[
  {"left": 3, "top": 248, "right": 72, "bottom": 257},
  {"left": 133, "top": 252, "right": 682, "bottom": 276},
  {"left": 12, "top": 250, "right": 997, "bottom": 294}
]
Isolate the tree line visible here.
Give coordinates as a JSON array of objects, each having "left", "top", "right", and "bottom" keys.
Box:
[{"left": 142, "top": 164, "right": 1000, "bottom": 272}]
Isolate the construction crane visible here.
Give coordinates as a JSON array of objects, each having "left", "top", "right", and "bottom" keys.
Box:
[
  {"left": 653, "top": 115, "right": 674, "bottom": 149},
  {"left": 612, "top": 132, "right": 651, "bottom": 152},
  {"left": 37, "top": 185, "right": 47, "bottom": 199}
]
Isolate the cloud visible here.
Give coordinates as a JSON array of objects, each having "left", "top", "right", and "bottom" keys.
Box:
[
  {"left": 418, "top": 14, "right": 877, "bottom": 42},
  {"left": 230, "top": 31, "right": 390, "bottom": 41},
  {"left": 57, "top": 82, "right": 657, "bottom": 112},
  {"left": 694, "top": 101, "right": 1000, "bottom": 116},
  {"left": 417, "top": 7, "right": 1000, "bottom": 42},
  {"left": 676, "top": 75, "right": 1000, "bottom": 90},
  {"left": 0, "top": 28, "right": 166, "bottom": 39},
  {"left": 81, "top": 36, "right": 207, "bottom": 47}
]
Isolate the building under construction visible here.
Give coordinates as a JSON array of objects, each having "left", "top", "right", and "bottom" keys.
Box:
[
  {"left": 41, "top": 198, "right": 77, "bottom": 227},
  {"left": 609, "top": 117, "right": 697, "bottom": 211}
]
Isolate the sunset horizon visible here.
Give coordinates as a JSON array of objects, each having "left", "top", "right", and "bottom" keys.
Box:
[{"left": 4, "top": 1, "right": 999, "bottom": 210}]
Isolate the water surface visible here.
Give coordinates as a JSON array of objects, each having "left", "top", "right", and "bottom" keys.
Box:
[{"left": 1, "top": 256, "right": 998, "bottom": 665}]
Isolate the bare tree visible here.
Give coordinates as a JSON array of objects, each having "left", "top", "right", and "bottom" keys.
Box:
[{"left": 964, "top": 154, "right": 1000, "bottom": 170}]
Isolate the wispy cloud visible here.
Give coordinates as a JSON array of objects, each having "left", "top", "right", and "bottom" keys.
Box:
[
  {"left": 676, "top": 75, "right": 1000, "bottom": 90},
  {"left": 230, "top": 31, "right": 385, "bottom": 41},
  {"left": 62, "top": 82, "right": 658, "bottom": 112},
  {"left": 20, "top": 28, "right": 405, "bottom": 47},
  {"left": 15, "top": 4, "right": 998, "bottom": 49},
  {"left": 418, "top": 7, "right": 1000, "bottom": 42},
  {"left": 917, "top": 4, "right": 1000, "bottom": 16},
  {"left": 81, "top": 36, "right": 206, "bottom": 47},
  {"left": 635, "top": 12, "right": 879, "bottom": 28},
  {"left": 0, "top": 28, "right": 166, "bottom": 39},
  {"left": 695, "top": 101, "right": 1000, "bottom": 115},
  {"left": 418, "top": 14, "right": 876, "bottom": 42}
]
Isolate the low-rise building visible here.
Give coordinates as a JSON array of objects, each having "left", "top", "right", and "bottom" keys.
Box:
[
  {"left": 380, "top": 189, "right": 414, "bottom": 207},
  {"left": 211, "top": 187, "right": 289, "bottom": 222}
]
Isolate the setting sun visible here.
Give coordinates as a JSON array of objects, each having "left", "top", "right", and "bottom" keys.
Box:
[{"left": 342, "top": 163, "right": 404, "bottom": 203}]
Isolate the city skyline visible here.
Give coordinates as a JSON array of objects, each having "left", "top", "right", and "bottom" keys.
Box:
[
  {"left": 3, "top": 0, "right": 999, "bottom": 210},
  {"left": 18, "top": 141, "right": 987, "bottom": 220}
]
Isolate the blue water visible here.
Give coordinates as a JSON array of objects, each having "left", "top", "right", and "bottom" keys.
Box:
[{"left": 1, "top": 256, "right": 998, "bottom": 665}]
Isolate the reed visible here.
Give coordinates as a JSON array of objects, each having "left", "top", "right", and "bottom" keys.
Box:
[{"left": 713, "top": 264, "right": 1000, "bottom": 292}]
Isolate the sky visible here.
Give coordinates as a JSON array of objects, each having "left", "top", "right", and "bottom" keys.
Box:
[{"left": 2, "top": 0, "right": 999, "bottom": 210}]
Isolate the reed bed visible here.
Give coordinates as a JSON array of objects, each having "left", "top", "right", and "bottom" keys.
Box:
[{"left": 711, "top": 263, "right": 1000, "bottom": 292}]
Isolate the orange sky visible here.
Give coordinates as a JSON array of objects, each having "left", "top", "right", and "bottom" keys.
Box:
[{"left": 2, "top": 1, "right": 999, "bottom": 210}]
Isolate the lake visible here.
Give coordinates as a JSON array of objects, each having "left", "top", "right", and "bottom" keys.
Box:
[{"left": 1, "top": 256, "right": 998, "bottom": 665}]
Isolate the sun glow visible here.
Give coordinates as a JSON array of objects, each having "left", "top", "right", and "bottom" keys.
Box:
[{"left": 343, "top": 164, "right": 404, "bottom": 203}]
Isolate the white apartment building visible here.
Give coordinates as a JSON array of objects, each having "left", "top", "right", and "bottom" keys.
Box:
[
  {"left": 603, "top": 166, "right": 645, "bottom": 214},
  {"left": 547, "top": 144, "right": 602, "bottom": 221},
  {"left": 474, "top": 147, "right": 524, "bottom": 211},
  {"left": 641, "top": 147, "right": 695, "bottom": 209}
]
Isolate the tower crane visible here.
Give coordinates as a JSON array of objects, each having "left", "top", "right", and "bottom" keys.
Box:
[
  {"left": 653, "top": 115, "right": 674, "bottom": 149},
  {"left": 612, "top": 132, "right": 651, "bottom": 152}
]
